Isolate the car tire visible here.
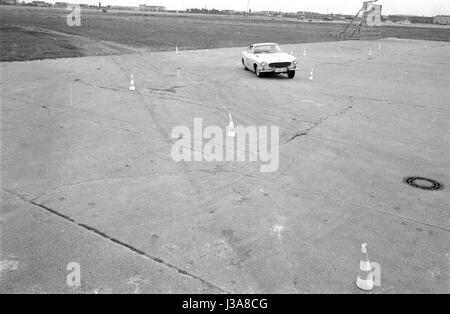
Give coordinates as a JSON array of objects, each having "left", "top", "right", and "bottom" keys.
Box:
[
  {"left": 287, "top": 71, "right": 296, "bottom": 79},
  {"left": 255, "top": 66, "right": 263, "bottom": 78},
  {"left": 242, "top": 59, "right": 249, "bottom": 71}
]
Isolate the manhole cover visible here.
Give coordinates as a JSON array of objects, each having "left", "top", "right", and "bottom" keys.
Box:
[{"left": 403, "top": 177, "right": 444, "bottom": 191}]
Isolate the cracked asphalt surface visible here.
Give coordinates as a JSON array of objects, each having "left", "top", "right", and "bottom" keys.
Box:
[{"left": 1, "top": 39, "right": 449, "bottom": 293}]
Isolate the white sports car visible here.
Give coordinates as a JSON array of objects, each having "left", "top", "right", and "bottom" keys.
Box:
[{"left": 242, "top": 43, "right": 299, "bottom": 78}]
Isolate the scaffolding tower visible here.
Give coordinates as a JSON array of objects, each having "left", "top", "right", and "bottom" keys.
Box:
[{"left": 336, "top": 1, "right": 382, "bottom": 40}]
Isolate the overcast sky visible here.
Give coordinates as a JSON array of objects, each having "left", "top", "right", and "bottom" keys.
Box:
[{"left": 62, "top": 0, "right": 449, "bottom": 16}]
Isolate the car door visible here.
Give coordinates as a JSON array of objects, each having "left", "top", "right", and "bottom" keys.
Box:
[{"left": 244, "top": 46, "right": 254, "bottom": 70}]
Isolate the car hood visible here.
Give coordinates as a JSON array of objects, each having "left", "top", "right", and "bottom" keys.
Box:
[{"left": 254, "top": 53, "right": 297, "bottom": 63}]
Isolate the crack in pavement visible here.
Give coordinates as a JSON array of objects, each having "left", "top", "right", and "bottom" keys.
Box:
[
  {"left": 1, "top": 188, "right": 231, "bottom": 294},
  {"left": 33, "top": 166, "right": 258, "bottom": 200},
  {"left": 283, "top": 123, "right": 318, "bottom": 144},
  {"left": 283, "top": 96, "right": 355, "bottom": 145}
]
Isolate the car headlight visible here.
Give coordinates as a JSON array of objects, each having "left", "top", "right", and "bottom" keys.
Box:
[
  {"left": 261, "top": 62, "right": 267, "bottom": 68},
  {"left": 293, "top": 59, "right": 298, "bottom": 65}
]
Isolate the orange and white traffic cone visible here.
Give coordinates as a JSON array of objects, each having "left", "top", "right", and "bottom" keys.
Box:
[
  {"left": 356, "top": 243, "right": 374, "bottom": 291},
  {"left": 130, "top": 74, "right": 136, "bottom": 91},
  {"left": 227, "top": 113, "right": 236, "bottom": 138},
  {"left": 176, "top": 45, "right": 179, "bottom": 54}
]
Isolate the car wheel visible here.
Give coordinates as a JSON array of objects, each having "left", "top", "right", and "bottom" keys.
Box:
[
  {"left": 287, "top": 71, "right": 296, "bottom": 79},
  {"left": 242, "top": 59, "right": 248, "bottom": 70},
  {"left": 255, "top": 66, "right": 263, "bottom": 78}
]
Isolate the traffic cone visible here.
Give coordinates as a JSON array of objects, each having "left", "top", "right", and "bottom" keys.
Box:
[
  {"left": 303, "top": 48, "right": 307, "bottom": 56},
  {"left": 227, "top": 113, "right": 236, "bottom": 138},
  {"left": 309, "top": 68, "right": 314, "bottom": 81},
  {"left": 378, "top": 43, "right": 382, "bottom": 50},
  {"left": 368, "top": 49, "right": 373, "bottom": 57},
  {"left": 356, "top": 243, "right": 374, "bottom": 291},
  {"left": 129, "top": 74, "right": 135, "bottom": 91},
  {"left": 176, "top": 45, "right": 179, "bottom": 54}
]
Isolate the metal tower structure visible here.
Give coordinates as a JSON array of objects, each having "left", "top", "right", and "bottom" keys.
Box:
[{"left": 336, "top": 1, "right": 382, "bottom": 40}]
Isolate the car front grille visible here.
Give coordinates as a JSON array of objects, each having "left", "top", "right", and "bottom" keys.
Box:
[{"left": 269, "top": 62, "right": 291, "bottom": 68}]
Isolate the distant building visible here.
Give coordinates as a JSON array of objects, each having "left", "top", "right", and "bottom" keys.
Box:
[
  {"left": 256, "top": 11, "right": 283, "bottom": 17},
  {"left": 284, "top": 12, "right": 299, "bottom": 18},
  {"left": 387, "top": 15, "right": 408, "bottom": 23},
  {"left": 331, "top": 14, "right": 347, "bottom": 21},
  {"left": 222, "top": 10, "right": 237, "bottom": 15},
  {"left": 31, "top": 1, "right": 50, "bottom": 6},
  {"left": 387, "top": 15, "right": 434, "bottom": 24},
  {"left": 54, "top": 2, "right": 68, "bottom": 7},
  {"left": 139, "top": 4, "right": 166, "bottom": 12},
  {"left": 297, "top": 11, "right": 323, "bottom": 20},
  {"left": 434, "top": 15, "right": 450, "bottom": 25},
  {"left": 110, "top": 5, "right": 138, "bottom": 11},
  {"left": 409, "top": 16, "right": 434, "bottom": 24},
  {"left": 1, "top": 0, "right": 17, "bottom": 5}
]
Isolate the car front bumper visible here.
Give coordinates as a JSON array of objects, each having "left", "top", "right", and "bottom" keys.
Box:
[{"left": 259, "top": 66, "right": 299, "bottom": 73}]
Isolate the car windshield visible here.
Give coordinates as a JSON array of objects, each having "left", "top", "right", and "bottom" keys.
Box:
[{"left": 254, "top": 44, "right": 282, "bottom": 54}]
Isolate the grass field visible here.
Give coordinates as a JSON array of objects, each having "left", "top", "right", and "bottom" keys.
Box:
[{"left": 1, "top": 6, "right": 449, "bottom": 62}]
